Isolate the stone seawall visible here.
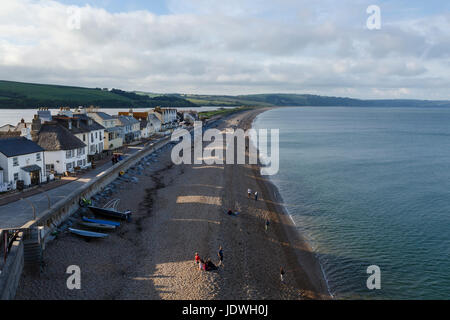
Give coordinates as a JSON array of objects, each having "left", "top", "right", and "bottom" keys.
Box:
[{"left": 0, "top": 233, "right": 24, "bottom": 300}]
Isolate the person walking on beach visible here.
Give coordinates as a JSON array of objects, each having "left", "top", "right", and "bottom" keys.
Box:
[
  {"left": 218, "top": 246, "right": 224, "bottom": 267},
  {"left": 199, "top": 259, "right": 204, "bottom": 271},
  {"left": 280, "top": 267, "right": 285, "bottom": 282},
  {"left": 248, "top": 188, "right": 252, "bottom": 198},
  {"left": 265, "top": 219, "right": 270, "bottom": 231},
  {"left": 254, "top": 191, "right": 258, "bottom": 201}
]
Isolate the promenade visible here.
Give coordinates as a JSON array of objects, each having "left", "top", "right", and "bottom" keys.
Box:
[{"left": 0, "top": 143, "right": 151, "bottom": 229}]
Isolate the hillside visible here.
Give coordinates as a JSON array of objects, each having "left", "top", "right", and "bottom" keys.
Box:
[
  {"left": 1, "top": 80, "right": 449, "bottom": 109},
  {"left": 0, "top": 80, "right": 197, "bottom": 109},
  {"left": 183, "top": 93, "right": 450, "bottom": 108}
]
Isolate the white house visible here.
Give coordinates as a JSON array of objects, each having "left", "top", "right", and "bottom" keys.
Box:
[
  {"left": 0, "top": 124, "right": 15, "bottom": 132},
  {"left": 147, "top": 113, "right": 161, "bottom": 133},
  {"left": 54, "top": 108, "right": 105, "bottom": 161},
  {"left": 0, "top": 137, "right": 45, "bottom": 190},
  {"left": 113, "top": 115, "right": 141, "bottom": 144},
  {"left": 35, "top": 122, "right": 88, "bottom": 175},
  {"left": 150, "top": 108, "right": 178, "bottom": 130},
  {"left": 87, "top": 109, "right": 123, "bottom": 151}
]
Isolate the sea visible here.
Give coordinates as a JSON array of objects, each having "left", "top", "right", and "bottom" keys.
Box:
[{"left": 252, "top": 106, "right": 450, "bottom": 299}]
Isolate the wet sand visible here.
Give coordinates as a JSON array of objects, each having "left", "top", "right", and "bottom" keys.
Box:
[{"left": 15, "top": 108, "right": 330, "bottom": 300}]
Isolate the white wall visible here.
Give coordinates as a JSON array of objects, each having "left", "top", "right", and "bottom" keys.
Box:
[
  {"left": 0, "top": 151, "right": 44, "bottom": 187},
  {"left": 44, "top": 147, "right": 88, "bottom": 175},
  {"left": 75, "top": 129, "right": 104, "bottom": 156}
]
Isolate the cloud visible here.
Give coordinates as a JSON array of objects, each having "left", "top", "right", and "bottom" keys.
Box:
[{"left": 0, "top": 0, "right": 449, "bottom": 99}]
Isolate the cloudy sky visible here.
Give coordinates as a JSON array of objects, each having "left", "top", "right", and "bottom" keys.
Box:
[{"left": 1, "top": 0, "right": 449, "bottom": 99}]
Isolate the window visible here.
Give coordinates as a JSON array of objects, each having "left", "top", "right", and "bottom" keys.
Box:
[
  {"left": 66, "top": 162, "right": 72, "bottom": 171},
  {"left": 36, "top": 153, "right": 41, "bottom": 161},
  {"left": 83, "top": 134, "right": 86, "bottom": 142},
  {"left": 13, "top": 157, "right": 19, "bottom": 166},
  {"left": 91, "top": 133, "right": 94, "bottom": 143},
  {"left": 77, "top": 148, "right": 84, "bottom": 156},
  {"left": 66, "top": 150, "right": 72, "bottom": 158},
  {"left": 14, "top": 173, "right": 19, "bottom": 181},
  {"left": 95, "top": 132, "right": 98, "bottom": 139},
  {"left": 46, "top": 164, "right": 54, "bottom": 172},
  {"left": 77, "top": 160, "right": 83, "bottom": 167}
]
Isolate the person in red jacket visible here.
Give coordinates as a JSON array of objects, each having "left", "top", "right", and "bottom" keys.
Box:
[{"left": 195, "top": 252, "right": 201, "bottom": 265}]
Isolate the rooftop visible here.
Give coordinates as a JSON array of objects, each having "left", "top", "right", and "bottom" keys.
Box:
[
  {"left": 35, "top": 122, "right": 86, "bottom": 151},
  {"left": 0, "top": 137, "right": 44, "bottom": 157}
]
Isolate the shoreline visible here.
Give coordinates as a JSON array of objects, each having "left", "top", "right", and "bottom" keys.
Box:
[
  {"left": 15, "top": 107, "right": 330, "bottom": 300},
  {"left": 249, "top": 110, "right": 333, "bottom": 298}
]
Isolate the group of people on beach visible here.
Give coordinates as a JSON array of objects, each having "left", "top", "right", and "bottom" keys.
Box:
[
  {"left": 194, "top": 187, "right": 286, "bottom": 284},
  {"left": 194, "top": 246, "right": 223, "bottom": 272}
]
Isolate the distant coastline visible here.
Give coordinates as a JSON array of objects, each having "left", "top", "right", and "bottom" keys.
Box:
[{"left": 2, "top": 80, "right": 450, "bottom": 111}]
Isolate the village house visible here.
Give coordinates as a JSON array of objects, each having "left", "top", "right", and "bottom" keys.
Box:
[
  {"left": 0, "top": 136, "right": 45, "bottom": 190},
  {"left": 34, "top": 120, "right": 88, "bottom": 175},
  {"left": 147, "top": 113, "right": 162, "bottom": 133},
  {"left": 0, "top": 124, "right": 15, "bottom": 132},
  {"left": 54, "top": 107, "right": 105, "bottom": 162},
  {"left": 150, "top": 107, "right": 178, "bottom": 130},
  {"left": 120, "top": 110, "right": 162, "bottom": 138},
  {"left": 87, "top": 108, "right": 123, "bottom": 151},
  {"left": 113, "top": 115, "right": 141, "bottom": 144}
]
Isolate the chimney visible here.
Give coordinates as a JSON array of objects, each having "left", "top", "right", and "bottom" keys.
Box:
[{"left": 31, "top": 114, "right": 42, "bottom": 133}]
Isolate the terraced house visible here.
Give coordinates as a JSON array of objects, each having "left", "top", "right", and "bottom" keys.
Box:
[
  {"left": 87, "top": 109, "right": 123, "bottom": 151},
  {"left": 54, "top": 108, "right": 105, "bottom": 162},
  {"left": 34, "top": 121, "right": 88, "bottom": 175},
  {"left": 113, "top": 115, "right": 141, "bottom": 144}
]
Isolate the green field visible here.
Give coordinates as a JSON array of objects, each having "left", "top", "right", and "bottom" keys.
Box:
[
  {"left": 0, "top": 80, "right": 197, "bottom": 109},
  {"left": 198, "top": 106, "right": 254, "bottom": 120}
]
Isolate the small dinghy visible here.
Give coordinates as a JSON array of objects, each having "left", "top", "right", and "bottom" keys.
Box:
[
  {"left": 82, "top": 216, "right": 121, "bottom": 227},
  {"left": 88, "top": 206, "right": 132, "bottom": 221},
  {"left": 79, "top": 221, "right": 116, "bottom": 230},
  {"left": 69, "top": 228, "right": 108, "bottom": 238}
]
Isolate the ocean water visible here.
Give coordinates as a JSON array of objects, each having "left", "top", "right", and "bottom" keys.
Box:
[{"left": 253, "top": 106, "right": 450, "bottom": 299}]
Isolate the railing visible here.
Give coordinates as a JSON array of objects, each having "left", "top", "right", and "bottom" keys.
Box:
[{"left": 0, "top": 229, "right": 23, "bottom": 271}]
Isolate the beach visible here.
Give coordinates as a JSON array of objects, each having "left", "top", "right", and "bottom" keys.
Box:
[{"left": 15, "top": 108, "right": 330, "bottom": 300}]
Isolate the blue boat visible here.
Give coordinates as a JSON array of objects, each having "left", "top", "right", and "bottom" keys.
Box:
[
  {"left": 82, "top": 216, "right": 121, "bottom": 227},
  {"left": 69, "top": 228, "right": 108, "bottom": 238}
]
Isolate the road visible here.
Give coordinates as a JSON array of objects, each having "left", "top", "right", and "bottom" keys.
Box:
[{"left": 0, "top": 144, "right": 149, "bottom": 229}]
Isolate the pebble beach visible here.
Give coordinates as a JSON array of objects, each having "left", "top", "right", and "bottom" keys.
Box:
[{"left": 15, "top": 108, "right": 330, "bottom": 300}]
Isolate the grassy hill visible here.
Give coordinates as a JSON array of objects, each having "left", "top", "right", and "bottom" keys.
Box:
[
  {"left": 2, "top": 80, "right": 449, "bottom": 109},
  {"left": 181, "top": 93, "right": 450, "bottom": 108},
  {"left": 0, "top": 80, "right": 197, "bottom": 109}
]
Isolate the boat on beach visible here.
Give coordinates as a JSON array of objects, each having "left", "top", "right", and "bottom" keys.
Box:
[
  {"left": 82, "top": 216, "right": 121, "bottom": 227},
  {"left": 68, "top": 228, "right": 108, "bottom": 238},
  {"left": 88, "top": 205, "right": 132, "bottom": 221},
  {"left": 79, "top": 221, "right": 117, "bottom": 230}
]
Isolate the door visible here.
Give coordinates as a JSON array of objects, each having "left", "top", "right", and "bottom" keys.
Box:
[{"left": 30, "top": 170, "right": 40, "bottom": 186}]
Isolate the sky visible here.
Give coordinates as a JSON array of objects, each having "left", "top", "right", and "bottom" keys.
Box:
[{"left": 0, "top": 0, "right": 449, "bottom": 99}]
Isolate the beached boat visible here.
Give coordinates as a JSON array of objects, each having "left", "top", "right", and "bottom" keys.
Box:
[
  {"left": 82, "top": 216, "right": 121, "bottom": 227},
  {"left": 79, "top": 221, "right": 116, "bottom": 230},
  {"left": 88, "top": 206, "right": 132, "bottom": 221},
  {"left": 69, "top": 228, "right": 108, "bottom": 238}
]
